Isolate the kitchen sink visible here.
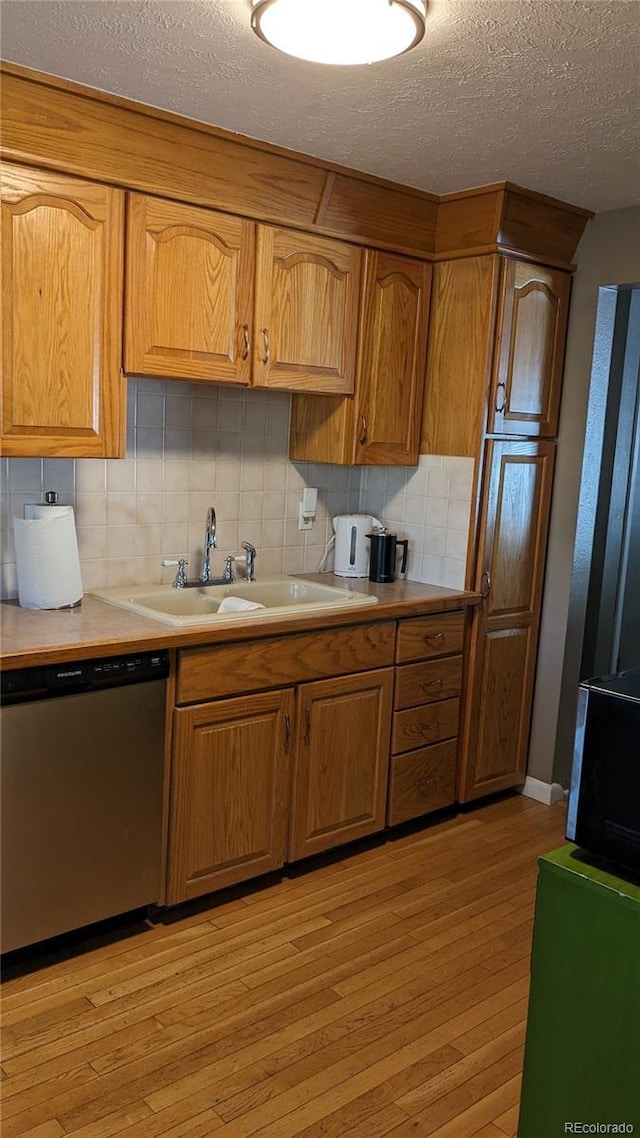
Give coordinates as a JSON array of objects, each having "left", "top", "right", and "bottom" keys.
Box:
[{"left": 89, "top": 576, "right": 378, "bottom": 626}]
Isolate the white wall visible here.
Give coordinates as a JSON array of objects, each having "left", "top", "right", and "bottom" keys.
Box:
[{"left": 527, "top": 206, "right": 640, "bottom": 786}]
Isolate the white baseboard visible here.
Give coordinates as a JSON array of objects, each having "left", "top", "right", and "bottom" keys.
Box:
[{"left": 521, "top": 776, "right": 566, "bottom": 805}]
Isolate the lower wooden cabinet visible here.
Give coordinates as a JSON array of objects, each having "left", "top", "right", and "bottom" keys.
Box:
[
  {"left": 288, "top": 668, "right": 394, "bottom": 862},
  {"left": 387, "top": 612, "right": 464, "bottom": 826},
  {"left": 166, "top": 688, "right": 293, "bottom": 904},
  {"left": 388, "top": 740, "right": 458, "bottom": 826},
  {"left": 457, "top": 440, "right": 556, "bottom": 801},
  {"left": 166, "top": 609, "right": 468, "bottom": 905}
]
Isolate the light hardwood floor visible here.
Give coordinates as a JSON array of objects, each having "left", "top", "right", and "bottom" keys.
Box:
[{"left": 1, "top": 793, "right": 566, "bottom": 1138}]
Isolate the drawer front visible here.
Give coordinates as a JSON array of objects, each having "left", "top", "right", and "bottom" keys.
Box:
[
  {"left": 394, "top": 656, "right": 463, "bottom": 709},
  {"left": 392, "top": 697, "right": 460, "bottom": 755},
  {"left": 396, "top": 611, "right": 466, "bottom": 664},
  {"left": 177, "top": 621, "right": 395, "bottom": 703},
  {"left": 387, "top": 739, "right": 457, "bottom": 826}
]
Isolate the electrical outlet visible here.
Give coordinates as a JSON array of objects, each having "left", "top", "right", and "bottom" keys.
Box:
[{"left": 298, "top": 503, "right": 314, "bottom": 531}]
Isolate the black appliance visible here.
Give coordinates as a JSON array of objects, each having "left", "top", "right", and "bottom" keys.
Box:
[
  {"left": 367, "top": 531, "right": 408, "bottom": 583},
  {"left": 566, "top": 667, "right": 640, "bottom": 875}
]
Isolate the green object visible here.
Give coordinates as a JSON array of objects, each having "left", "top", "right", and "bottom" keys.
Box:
[{"left": 518, "top": 844, "right": 640, "bottom": 1137}]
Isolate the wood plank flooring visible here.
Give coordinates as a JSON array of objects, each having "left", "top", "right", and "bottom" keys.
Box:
[{"left": 1, "top": 793, "right": 566, "bottom": 1138}]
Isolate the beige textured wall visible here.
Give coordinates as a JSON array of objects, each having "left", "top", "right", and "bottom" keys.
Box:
[{"left": 527, "top": 206, "right": 640, "bottom": 786}]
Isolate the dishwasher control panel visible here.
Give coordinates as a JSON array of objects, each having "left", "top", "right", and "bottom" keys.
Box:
[{"left": 1, "top": 649, "right": 170, "bottom": 702}]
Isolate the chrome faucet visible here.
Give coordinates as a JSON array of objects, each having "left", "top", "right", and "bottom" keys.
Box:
[
  {"left": 161, "top": 510, "right": 257, "bottom": 589},
  {"left": 200, "top": 506, "right": 217, "bottom": 583}
]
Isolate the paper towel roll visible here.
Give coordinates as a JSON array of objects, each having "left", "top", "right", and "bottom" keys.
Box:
[{"left": 13, "top": 506, "right": 83, "bottom": 609}]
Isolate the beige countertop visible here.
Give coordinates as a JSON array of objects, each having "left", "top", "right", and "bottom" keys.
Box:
[{"left": 0, "top": 575, "right": 480, "bottom": 670}]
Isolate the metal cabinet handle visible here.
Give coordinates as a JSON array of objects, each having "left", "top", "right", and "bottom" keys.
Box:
[
  {"left": 424, "top": 632, "right": 445, "bottom": 646},
  {"left": 284, "top": 713, "right": 291, "bottom": 752},
  {"left": 261, "top": 328, "right": 270, "bottom": 366},
  {"left": 241, "top": 324, "right": 250, "bottom": 361},
  {"left": 359, "top": 415, "right": 368, "bottom": 445},
  {"left": 481, "top": 570, "right": 492, "bottom": 599},
  {"left": 495, "top": 381, "right": 507, "bottom": 414},
  {"left": 304, "top": 707, "right": 311, "bottom": 745},
  {"left": 422, "top": 679, "right": 443, "bottom": 691}
]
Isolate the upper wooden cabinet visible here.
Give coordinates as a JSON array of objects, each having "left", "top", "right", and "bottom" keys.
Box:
[
  {"left": 124, "top": 202, "right": 361, "bottom": 395},
  {"left": 252, "top": 226, "right": 362, "bottom": 395},
  {"left": 289, "top": 250, "right": 432, "bottom": 465},
  {"left": 489, "top": 259, "right": 571, "bottom": 438},
  {"left": 125, "top": 193, "right": 255, "bottom": 385},
  {"left": 1, "top": 163, "right": 125, "bottom": 458},
  {"left": 421, "top": 255, "right": 572, "bottom": 459}
]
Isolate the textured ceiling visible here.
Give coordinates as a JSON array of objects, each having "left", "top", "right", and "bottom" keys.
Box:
[{"left": 1, "top": 0, "right": 639, "bottom": 213}]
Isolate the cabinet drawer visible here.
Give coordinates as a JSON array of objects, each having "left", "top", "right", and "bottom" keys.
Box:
[
  {"left": 177, "top": 621, "right": 395, "bottom": 703},
  {"left": 392, "top": 697, "right": 459, "bottom": 755},
  {"left": 387, "top": 739, "right": 457, "bottom": 826},
  {"left": 396, "top": 612, "right": 465, "bottom": 664},
  {"left": 394, "top": 656, "right": 462, "bottom": 709}
]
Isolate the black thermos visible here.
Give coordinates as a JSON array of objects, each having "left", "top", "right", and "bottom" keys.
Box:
[{"left": 367, "top": 531, "right": 409, "bottom": 583}]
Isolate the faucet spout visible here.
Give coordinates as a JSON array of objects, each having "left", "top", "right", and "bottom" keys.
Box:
[{"left": 200, "top": 506, "right": 217, "bottom": 583}]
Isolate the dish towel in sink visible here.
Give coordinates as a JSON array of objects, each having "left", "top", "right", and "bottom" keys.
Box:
[{"left": 217, "top": 596, "right": 266, "bottom": 613}]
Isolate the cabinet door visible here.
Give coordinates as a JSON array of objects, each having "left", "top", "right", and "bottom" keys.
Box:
[
  {"left": 289, "top": 668, "right": 393, "bottom": 861},
  {"left": 489, "top": 259, "right": 571, "bottom": 438},
  {"left": 354, "top": 251, "right": 432, "bottom": 464},
  {"left": 288, "top": 250, "right": 431, "bottom": 465},
  {"left": 458, "top": 440, "right": 556, "bottom": 801},
  {"left": 253, "top": 225, "right": 362, "bottom": 394},
  {"left": 125, "top": 193, "right": 255, "bottom": 384},
  {"left": 167, "top": 688, "right": 294, "bottom": 903},
  {"left": 1, "top": 163, "right": 124, "bottom": 457}
]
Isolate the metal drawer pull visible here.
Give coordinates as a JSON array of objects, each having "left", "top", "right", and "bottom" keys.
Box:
[
  {"left": 261, "top": 328, "right": 270, "bottom": 366},
  {"left": 359, "top": 415, "right": 368, "bottom": 445},
  {"left": 418, "top": 775, "right": 436, "bottom": 792},
  {"left": 495, "top": 381, "right": 507, "bottom": 413},
  {"left": 304, "top": 707, "right": 311, "bottom": 745},
  {"left": 424, "top": 632, "right": 445, "bottom": 646},
  {"left": 422, "top": 679, "right": 443, "bottom": 691},
  {"left": 241, "top": 324, "right": 250, "bottom": 360},
  {"left": 420, "top": 723, "right": 437, "bottom": 737},
  {"left": 284, "top": 713, "right": 291, "bottom": 752}
]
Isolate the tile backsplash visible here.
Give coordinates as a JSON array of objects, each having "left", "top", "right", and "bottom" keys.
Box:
[
  {"left": 359, "top": 455, "right": 474, "bottom": 590},
  {"left": 0, "top": 379, "right": 474, "bottom": 598}
]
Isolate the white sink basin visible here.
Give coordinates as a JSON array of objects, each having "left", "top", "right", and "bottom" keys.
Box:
[{"left": 89, "top": 576, "right": 378, "bottom": 626}]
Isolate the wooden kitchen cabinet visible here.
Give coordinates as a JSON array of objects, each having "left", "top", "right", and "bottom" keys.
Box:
[
  {"left": 457, "top": 439, "right": 556, "bottom": 801},
  {"left": 288, "top": 668, "right": 393, "bottom": 862},
  {"left": 289, "top": 250, "right": 432, "bottom": 465},
  {"left": 167, "top": 688, "right": 294, "bottom": 904},
  {"left": 387, "top": 612, "right": 464, "bottom": 826},
  {"left": 252, "top": 225, "right": 362, "bottom": 394},
  {"left": 1, "top": 162, "right": 125, "bottom": 457},
  {"left": 421, "top": 254, "right": 572, "bottom": 458},
  {"left": 125, "top": 193, "right": 255, "bottom": 385},
  {"left": 488, "top": 258, "right": 571, "bottom": 438}
]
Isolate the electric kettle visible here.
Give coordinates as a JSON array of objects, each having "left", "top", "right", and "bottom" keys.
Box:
[
  {"left": 367, "top": 531, "right": 409, "bottom": 583},
  {"left": 333, "top": 515, "right": 383, "bottom": 577}
]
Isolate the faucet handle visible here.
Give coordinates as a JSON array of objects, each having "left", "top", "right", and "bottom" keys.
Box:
[{"left": 161, "top": 558, "right": 189, "bottom": 588}]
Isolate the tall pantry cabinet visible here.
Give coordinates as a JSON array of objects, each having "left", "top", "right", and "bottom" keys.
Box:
[{"left": 422, "top": 254, "right": 572, "bottom": 801}]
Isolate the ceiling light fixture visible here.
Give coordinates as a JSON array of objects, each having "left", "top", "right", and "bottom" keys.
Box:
[{"left": 251, "top": 0, "right": 426, "bottom": 66}]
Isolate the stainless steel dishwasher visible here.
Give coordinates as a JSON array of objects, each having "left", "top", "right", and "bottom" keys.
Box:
[{"left": 1, "top": 648, "right": 169, "bottom": 954}]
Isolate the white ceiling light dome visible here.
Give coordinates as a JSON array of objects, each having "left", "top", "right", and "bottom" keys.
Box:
[{"left": 251, "top": 0, "right": 427, "bottom": 66}]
